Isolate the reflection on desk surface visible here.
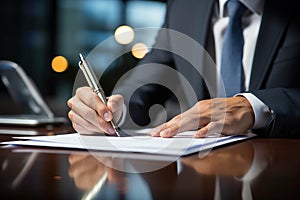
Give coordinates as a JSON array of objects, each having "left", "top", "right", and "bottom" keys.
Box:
[{"left": 0, "top": 136, "right": 300, "bottom": 199}]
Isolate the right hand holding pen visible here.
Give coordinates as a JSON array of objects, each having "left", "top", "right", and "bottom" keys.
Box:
[{"left": 67, "top": 86, "right": 124, "bottom": 135}]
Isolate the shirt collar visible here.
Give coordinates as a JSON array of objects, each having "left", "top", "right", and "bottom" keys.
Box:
[{"left": 218, "top": 0, "right": 265, "bottom": 17}]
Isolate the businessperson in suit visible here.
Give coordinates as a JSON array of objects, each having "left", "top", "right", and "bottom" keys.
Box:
[{"left": 68, "top": 0, "right": 300, "bottom": 137}]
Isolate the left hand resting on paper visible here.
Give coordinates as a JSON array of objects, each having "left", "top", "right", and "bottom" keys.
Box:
[{"left": 149, "top": 96, "right": 254, "bottom": 138}]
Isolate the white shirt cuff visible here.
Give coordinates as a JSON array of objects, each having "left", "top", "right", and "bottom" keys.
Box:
[{"left": 237, "top": 93, "right": 271, "bottom": 129}]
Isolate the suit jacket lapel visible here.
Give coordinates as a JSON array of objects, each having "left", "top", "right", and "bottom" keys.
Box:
[{"left": 249, "top": 1, "right": 290, "bottom": 90}]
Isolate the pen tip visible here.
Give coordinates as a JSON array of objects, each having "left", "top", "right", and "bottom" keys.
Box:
[{"left": 115, "top": 130, "right": 120, "bottom": 137}]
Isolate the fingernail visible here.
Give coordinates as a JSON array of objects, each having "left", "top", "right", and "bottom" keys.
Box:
[
  {"left": 160, "top": 128, "right": 170, "bottom": 136},
  {"left": 149, "top": 130, "right": 157, "bottom": 136},
  {"left": 68, "top": 111, "right": 73, "bottom": 119},
  {"left": 108, "top": 128, "right": 115, "bottom": 134},
  {"left": 194, "top": 132, "right": 205, "bottom": 138},
  {"left": 148, "top": 130, "right": 154, "bottom": 135},
  {"left": 67, "top": 99, "right": 72, "bottom": 107},
  {"left": 104, "top": 113, "right": 111, "bottom": 121},
  {"left": 149, "top": 127, "right": 160, "bottom": 136}
]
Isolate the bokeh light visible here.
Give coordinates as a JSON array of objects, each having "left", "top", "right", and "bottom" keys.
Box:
[
  {"left": 114, "top": 25, "right": 135, "bottom": 45},
  {"left": 131, "top": 42, "right": 149, "bottom": 59},
  {"left": 51, "top": 56, "right": 68, "bottom": 73}
]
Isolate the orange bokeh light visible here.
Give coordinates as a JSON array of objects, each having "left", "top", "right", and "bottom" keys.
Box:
[
  {"left": 51, "top": 56, "right": 68, "bottom": 73},
  {"left": 131, "top": 43, "right": 149, "bottom": 59}
]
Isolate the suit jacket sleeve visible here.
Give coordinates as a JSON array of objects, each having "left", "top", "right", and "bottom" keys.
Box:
[
  {"left": 251, "top": 1, "right": 300, "bottom": 137},
  {"left": 113, "top": 0, "right": 181, "bottom": 128}
]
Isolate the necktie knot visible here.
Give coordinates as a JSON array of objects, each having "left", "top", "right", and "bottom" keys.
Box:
[{"left": 226, "top": 0, "right": 246, "bottom": 19}]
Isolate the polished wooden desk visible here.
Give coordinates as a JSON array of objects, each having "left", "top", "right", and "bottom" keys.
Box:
[{"left": 0, "top": 125, "right": 299, "bottom": 200}]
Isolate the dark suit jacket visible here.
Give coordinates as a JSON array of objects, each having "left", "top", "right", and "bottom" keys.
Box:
[{"left": 115, "top": 0, "right": 300, "bottom": 137}]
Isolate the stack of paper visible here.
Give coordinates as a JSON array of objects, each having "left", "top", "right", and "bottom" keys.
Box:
[{"left": 1, "top": 130, "right": 254, "bottom": 156}]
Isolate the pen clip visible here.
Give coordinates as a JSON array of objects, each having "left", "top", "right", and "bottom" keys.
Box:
[
  {"left": 78, "top": 60, "right": 93, "bottom": 89},
  {"left": 78, "top": 53, "right": 107, "bottom": 103}
]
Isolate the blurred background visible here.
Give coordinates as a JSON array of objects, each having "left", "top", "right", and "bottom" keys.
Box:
[{"left": 0, "top": 0, "right": 166, "bottom": 118}]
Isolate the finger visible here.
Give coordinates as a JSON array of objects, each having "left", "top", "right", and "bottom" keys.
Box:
[
  {"left": 67, "top": 97, "right": 73, "bottom": 108},
  {"left": 75, "top": 117, "right": 115, "bottom": 135},
  {"left": 194, "top": 122, "right": 223, "bottom": 138},
  {"left": 69, "top": 110, "right": 107, "bottom": 134},
  {"left": 148, "top": 124, "right": 166, "bottom": 137},
  {"left": 106, "top": 95, "right": 124, "bottom": 122},
  {"left": 156, "top": 116, "right": 182, "bottom": 138},
  {"left": 149, "top": 115, "right": 183, "bottom": 137},
  {"left": 159, "top": 123, "right": 180, "bottom": 138},
  {"left": 194, "top": 125, "right": 209, "bottom": 138},
  {"left": 107, "top": 95, "right": 124, "bottom": 113},
  {"left": 70, "top": 93, "right": 115, "bottom": 134},
  {"left": 69, "top": 93, "right": 97, "bottom": 122},
  {"left": 68, "top": 109, "right": 100, "bottom": 133},
  {"left": 76, "top": 87, "right": 113, "bottom": 123},
  {"left": 72, "top": 121, "right": 99, "bottom": 135}
]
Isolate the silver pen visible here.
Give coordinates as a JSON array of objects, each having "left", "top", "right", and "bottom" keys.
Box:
[{"left": 78, "top": 53, "right": 120, "bottom": 137}]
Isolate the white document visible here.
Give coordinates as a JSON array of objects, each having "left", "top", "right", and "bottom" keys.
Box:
[{"left": 1, "top": 130, "right": 255, "bottom": 156}]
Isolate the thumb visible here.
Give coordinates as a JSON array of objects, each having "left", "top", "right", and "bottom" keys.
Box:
[{"left": 107, "top": 95, "right": 124, "bottom": 121}]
